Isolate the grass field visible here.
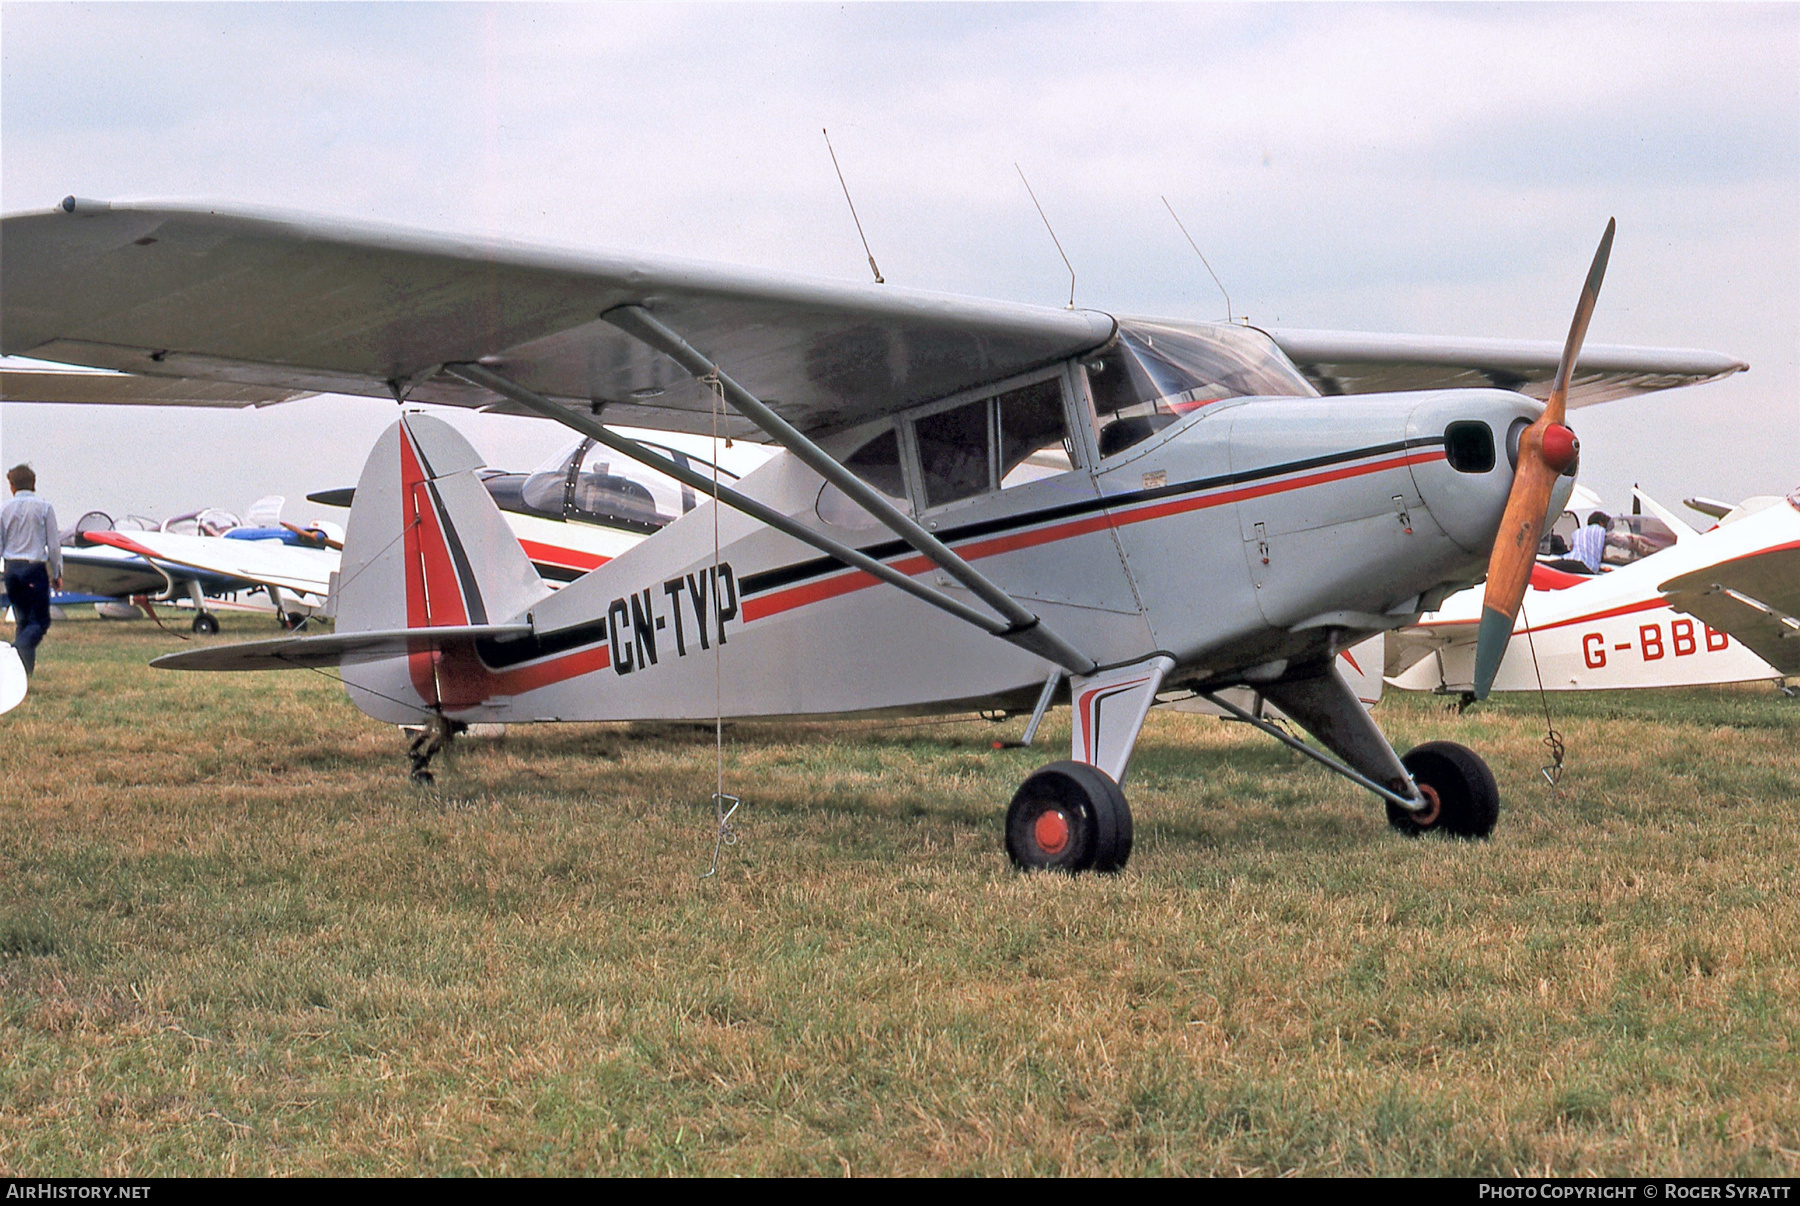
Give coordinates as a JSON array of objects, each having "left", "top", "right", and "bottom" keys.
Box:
[{"left": 2, "top": 611, "right": 1797, "bottom": 1176}]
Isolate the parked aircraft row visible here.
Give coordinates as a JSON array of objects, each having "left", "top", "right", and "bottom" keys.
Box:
[{"left": 0, "top": 196, "right": 1776, "bottom": 871}]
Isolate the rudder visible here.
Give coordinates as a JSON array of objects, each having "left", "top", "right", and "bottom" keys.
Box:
[{"left": 337, "top": 413, "right": 550, "bottom": 721}]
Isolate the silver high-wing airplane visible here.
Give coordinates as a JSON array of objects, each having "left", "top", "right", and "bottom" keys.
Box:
[{"left": 0, "top": 199, "right": 1747, "bottom": 871}]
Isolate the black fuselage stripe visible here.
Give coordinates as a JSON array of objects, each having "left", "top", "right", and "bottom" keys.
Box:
[
  {"left": 739, "top": 436, "right": 1443, "bottom": 597},
  {"left": 476, "top": 617, "right": 610, "bottom": 669}
]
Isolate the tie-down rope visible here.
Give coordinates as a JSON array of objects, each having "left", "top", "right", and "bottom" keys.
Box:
[{"left": 700, "top": 369, "right": 741, "bottom": 877}]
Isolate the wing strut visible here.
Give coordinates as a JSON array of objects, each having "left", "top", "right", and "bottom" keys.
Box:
[
  {"left": 597, "top": 304, "right": 1100, "bottom": 675},
  {"left": 443, "top": 362, "right": 1095, "bottom": 674}
]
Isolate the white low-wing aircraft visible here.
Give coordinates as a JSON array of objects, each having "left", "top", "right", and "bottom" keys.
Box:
[
  {"left": 74, "top": 523, "right": 340, "bottom": 631},
  {"left": 45, "top": 499, "right": 341, "bottom": 631},
  {"left": 0, "top": 199, "right": 1748, "bottom": 870},
  {"left": 1388, "top": 489, "right": 1800, "bottom": 696}
]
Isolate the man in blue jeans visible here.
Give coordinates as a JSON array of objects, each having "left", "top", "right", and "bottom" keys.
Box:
[{"left": 2, "top": 463, "right": 62, "bottom": 676}]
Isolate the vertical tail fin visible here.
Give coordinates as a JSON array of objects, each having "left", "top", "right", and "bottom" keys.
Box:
[{"left": 337, "top": 414, "right": 550, "bottom": 720}]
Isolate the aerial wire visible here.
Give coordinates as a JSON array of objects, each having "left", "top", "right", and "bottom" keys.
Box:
[
  {"left": 1161, "top": 195, "right": 1234, "bottom": 323},
  {"left": 1015, "top": 164, "right": 1075, "bottom": 309},
  {"left": 823, "top": 128, "right": 884, "bottom": 285}
]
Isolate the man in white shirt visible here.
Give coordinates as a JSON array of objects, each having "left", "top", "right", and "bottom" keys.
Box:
[
  {"left": 2, "top": 463, "right": 62, "bottom": 675},
  {"left": 1570, "top": 511, "right": 1610, "bottom": 573}
]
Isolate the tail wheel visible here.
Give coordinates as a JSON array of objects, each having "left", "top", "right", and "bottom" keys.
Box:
[
  {"left": 1005, "top": 760, "right": 1133, "bottom": 874},
  {"left": 191, "top": 612, "right": 220, "bottom": 636},
  {"left": 1388, "top": 740, "right": 1500, "bottom": 838}
]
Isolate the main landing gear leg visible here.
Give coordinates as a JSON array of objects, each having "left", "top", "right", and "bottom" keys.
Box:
[
  {"left": 407, "top": 712, "right": 466, "bottom": 784},
  {"left": 1218, "top": 660, "right": 1499, "bottom": 839},
  {"left": 185, "top": 581, "right": 219, "bottom": 635},
  {"left": 1006, "top": 655, "right": 1173, "bottom": 874}
]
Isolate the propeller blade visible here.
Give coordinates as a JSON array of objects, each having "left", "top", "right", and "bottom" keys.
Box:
[
  {"left": 281, "top": 520, "right": 343, "bottom": 551},
  {"left": 1471, "top": 219, "right": 1615, "bottom": 699}
]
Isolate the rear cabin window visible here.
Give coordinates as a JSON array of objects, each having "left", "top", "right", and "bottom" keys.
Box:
[
  {"left": 843, "top": 427, "right": 906, "bottom": 498},
  {"left": 817, "top": 427, "right": 910, "bottom": 527}
]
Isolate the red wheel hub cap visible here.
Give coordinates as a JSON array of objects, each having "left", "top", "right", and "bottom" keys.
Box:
[{"left": 1034, "top": 809, "right": 1071, "bottom": 855}]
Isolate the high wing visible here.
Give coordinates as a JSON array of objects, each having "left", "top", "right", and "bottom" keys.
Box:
[
  {"left": 85, "top": 530, "right": 337, "bottom": 600},
  {"left": 1658, "top": 534, "right": 1800, "bottom": 676},
  {"left": 1267, "top": 328, "right": 1746, "bottom": 407},
  {"left": 3, "top": 200, "right": 1749, "bottom": 434},
  {"left": 1, "top": 199, "right": 1115, "bottom": 438}
]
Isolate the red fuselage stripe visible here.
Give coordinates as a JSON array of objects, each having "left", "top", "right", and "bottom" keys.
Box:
[
  {"left": 743, "top": 449, "right": 1446, "bottom": 623},
  {"left": 1429, "top": 595, "right": 1669, "bottom": 635},
  {"left": 518, "top": 539, "right": 610, "bottom": 571}
]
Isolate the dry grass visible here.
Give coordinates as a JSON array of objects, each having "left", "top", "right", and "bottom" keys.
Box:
[{"left": 2, "top": 612, "right": 1797, "bottom": 1175}]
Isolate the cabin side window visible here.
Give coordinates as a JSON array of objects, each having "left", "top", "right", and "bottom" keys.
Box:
[
  {"left": 997, "top": 378, "right": 1073, "bottom": 488},
  {"left": 915, "top": 398, "right": 994, "bottom": 507},
  {"left": 911, "top": 373, "right": 1076, "bottom": 510}
]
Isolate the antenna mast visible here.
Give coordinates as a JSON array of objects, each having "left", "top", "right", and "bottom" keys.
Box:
[
  {"left": 1016, "top": 164, "right": 1075, "bottom": 309},
  {"left": 1162, "top": 196, "right": 1233, "bottom": 323},
  {"left": 823, "top": 128, "right": 884, "bottom": 285}
]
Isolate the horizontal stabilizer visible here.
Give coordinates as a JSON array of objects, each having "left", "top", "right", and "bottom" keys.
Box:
[{"left": 151, "top": 624, "right": 533, "bottom": 672}]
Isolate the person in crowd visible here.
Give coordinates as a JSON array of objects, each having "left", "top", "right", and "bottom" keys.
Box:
[{"left": 1, "top": 463, "right": 62, "bottom": 676}]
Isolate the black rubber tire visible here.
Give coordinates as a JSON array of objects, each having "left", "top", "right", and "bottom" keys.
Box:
[
  {"left": 191, "top": 612, "right": 220, "bottom": 636},
  {"left": 1005, "top": 760, "right": 1133, "bottom": 873},
  {"left": 1389, "top": 741, "right": 1501, "bottom": 838}
]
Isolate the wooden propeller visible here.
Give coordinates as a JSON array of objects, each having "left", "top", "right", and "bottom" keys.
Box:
[{"left": 1471, "top": 218, "right": 1615, "bottom": 699}]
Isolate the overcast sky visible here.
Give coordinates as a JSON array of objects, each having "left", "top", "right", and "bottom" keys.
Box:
[{"left": 2, "top": 1, "right": 1795, "bottom": 523}]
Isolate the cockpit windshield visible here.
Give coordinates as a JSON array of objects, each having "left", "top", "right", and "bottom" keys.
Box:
[
  {"left": 1086, "top": 320, "right": 1316, "bottom": 457},
  {"left": 487, "top": 437, "right": 740, "bottom": 532}
]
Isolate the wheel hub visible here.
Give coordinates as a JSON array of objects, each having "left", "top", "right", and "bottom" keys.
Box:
[
  {"left": 1033, "top": 809, "right": 1071, "bottom": 855},
  {"left": 1412, "top": 783, "right": 1442, "bottom": 827}
]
